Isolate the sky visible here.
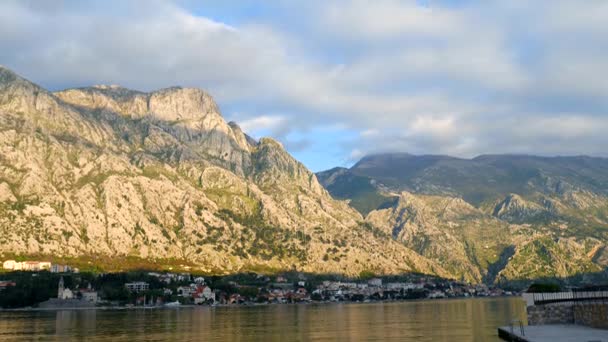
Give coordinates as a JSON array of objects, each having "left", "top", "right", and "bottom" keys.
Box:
[{"left": 1, "top": 0, "right": 607, "bottom": 172}]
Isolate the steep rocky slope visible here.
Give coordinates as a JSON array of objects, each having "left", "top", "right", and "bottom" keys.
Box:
[
  {"left": 366, "top": 192, "right": 512, "bottom": 283},
  {"left": 0, "top": 66, "right": 448, "bottom": 277},
  {"left": 319, "top": 153, "right": 608, "bottom": 283}
]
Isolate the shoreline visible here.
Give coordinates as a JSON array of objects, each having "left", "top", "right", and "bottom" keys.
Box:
[{"left": 0, "top": 295, "right": 518, "bottom": 312}]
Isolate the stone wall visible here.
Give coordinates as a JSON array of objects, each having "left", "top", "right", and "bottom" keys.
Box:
[
  {"left": 574, "top": 303, "right": 608, "bottom": 329},
  {"left": 527, "top": 304, "right": 574, "bottom": 325},
  {"left": 38, "top": 298, "right": 95, "bottom": 308},
  {"left": 528, "top": 303, "right": 608, "bottom": 328}
]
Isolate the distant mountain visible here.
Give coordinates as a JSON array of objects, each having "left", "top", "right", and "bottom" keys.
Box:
[
  {"left": 318, "top": 153, "right": 608, "bottom": 283},
  {"left": 321, "top": 153, "right": 608, "bottom": 208},
  {"left": 0, "top": 66, "right": 447, "bottom": 278}
]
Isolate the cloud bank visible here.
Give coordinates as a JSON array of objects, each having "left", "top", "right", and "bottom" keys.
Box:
[{"left": 0, "top": 0, "right": 606, "bottom": 171}]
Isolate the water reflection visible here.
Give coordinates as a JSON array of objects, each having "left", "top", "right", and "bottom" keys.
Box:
[{"left": 0, "top": 297, "right": 525, "bottom": 341}]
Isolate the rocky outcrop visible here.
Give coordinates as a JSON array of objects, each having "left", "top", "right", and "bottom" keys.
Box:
[
  {"left": 54, "top": 85, "right": 253, "bottom": 176},
  {"left": 492, "top": 194, "right": 550, "bottom": 223},
  {"left": 366, "top": 192, "right": 511, "bottom": 283}
]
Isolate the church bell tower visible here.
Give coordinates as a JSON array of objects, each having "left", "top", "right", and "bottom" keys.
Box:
[{"left": 58, "top": 276, "right": 64, "bottom": 299}]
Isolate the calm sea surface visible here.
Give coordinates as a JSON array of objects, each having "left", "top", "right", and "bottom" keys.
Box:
[{"left": 0, "top": 297, "right": 525, "bottom": 341}]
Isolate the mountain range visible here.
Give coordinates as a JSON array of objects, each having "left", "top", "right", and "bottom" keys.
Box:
[
  {"left": 1, "top": 65, "right": 607, "bottom": 285},
  {"left": 318, "top": 153, "right": 608, "bottom": 283},
  {"left": 0, "top": 66, "right": 445, "bottom": 278}
]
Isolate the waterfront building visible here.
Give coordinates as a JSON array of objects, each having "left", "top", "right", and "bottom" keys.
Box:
[
  {"left": 125, "top": 282, "right": 150, "bottom": 292},
  {"left": 193, "top": 286, "right": 215, "bottom": 304},
  {"left": 57, "top": 277, "right": 74, "bottom": 300},
  {"left": 177, "top": 285, "right": 194, "bottom": 297},
  {"left": 2, "top": 260, "right": 51, "bottom": 271},
  {"left": 2, "top": 260, "right": 15, "bottom": 270},
  {"left": 50, "top": 264, "right": 72, "bottom": 273},
  {"left": 368, "top": 278, "right": 382, "bottom": 287},
  {"left": 79, "top": 283, "right": 98, "bottom": 303}
]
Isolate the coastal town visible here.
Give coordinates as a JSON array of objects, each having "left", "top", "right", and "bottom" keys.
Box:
[{"left": 0, "top": 259, "right": 516, "bottom": 309}]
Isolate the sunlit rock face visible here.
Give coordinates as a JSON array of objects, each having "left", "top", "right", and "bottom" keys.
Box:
[
  {"left": 0, "top": 66, "right": 451, "bottom": 278},
  {"left": 319, "top": 152, "right": 608, "bottom": 283}
]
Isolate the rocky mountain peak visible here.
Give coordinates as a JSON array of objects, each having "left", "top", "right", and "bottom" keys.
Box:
[
  {"left": 253, "top": 137, "right": 325, "bottom": 196},
  {"left": 258, "top": 137, "right": 284, "bottom": 149},
  {"left": 54, "top": 86, "right": 221, "bottom": 124},
  {"left": 492, "top": 193, "right": 548, "bottom": 223},
  {"left": 53, "top": 82, "right": 255, "bottom": 174},
  {"left": 0, "top": 65, "right": 45, "bottom": 96},
  {"left": 147, "top": 87, "right": 220, "bottom": 123},
  {"left": 228, "top": 121, "right": 257, "bottom": 148},
  {"left": 0, "top": 65, "right": 18, "bottom": 83}
]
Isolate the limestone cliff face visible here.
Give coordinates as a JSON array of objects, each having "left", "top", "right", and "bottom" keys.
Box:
[
  {"left": 55, "top": 85, "right": 252, "bottom": 177},
  {"left": 366, "top": 192, "right": 511, "bottom": 283},
  {"left": 253, "top": 138, "right": 325, "bottom": 196},
  {"left": 0, "top": 66, "right": 448, "bottom": 278},
  {"left": 364, "top": 190, "right": 607, "bottom": 283},
  {"left": 492, "top": 194, "right": 550, "bottom": 223}
]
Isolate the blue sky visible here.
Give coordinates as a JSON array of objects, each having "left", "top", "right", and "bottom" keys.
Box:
[{"left": 1, "top": 0, "right": 607, "bottom": 172}]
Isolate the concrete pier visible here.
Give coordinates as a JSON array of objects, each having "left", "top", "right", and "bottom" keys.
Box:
[{"left": 498, "top": 324, "right": 608, "bottom": 342}]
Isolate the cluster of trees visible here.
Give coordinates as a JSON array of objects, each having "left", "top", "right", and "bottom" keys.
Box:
[
  {"left": 0, "top": 272, "right": 65, "bottom": 308},
  {"left": 216, "top": 209, "right": 310, "bottom": 262}
]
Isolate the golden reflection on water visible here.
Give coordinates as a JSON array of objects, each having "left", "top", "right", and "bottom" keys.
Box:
[{"left": 0, "top": 297, "right": 525, "bottom": 341}]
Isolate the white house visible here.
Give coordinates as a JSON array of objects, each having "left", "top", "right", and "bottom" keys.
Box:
[
  {"left": 177, "top": 286, "right": 194, "bottom": 297},
  {"left": 386, "top": 283, "right": 406, "bottom": 290},
  {"left": 428, "top": 290, "right": 446, "bottom": 299},
  {"left": 51, "top": 264, "right": 72, "bottom": 273},
  {"left": 404, "top": 283, "right": 424, "bottom": 290},
  {"left": 193, "top": 285, "right": 215, "bottom": 304},
  {"left": 201, "top": 286, "right": 215, "bottom": 301},
  {"left": 80, "top": 291, "right": 98, "bottom": 303},
  {"left": 2, "top": 260, "right": 16, "bottom": 270},
  {"left": 125, "top": 282, "right": 149, "bottom": 292},
  {"left": 2, "top": 260, "right": 51, "bottom": 271},
  {"left": 368, "top": 278, "right": 382, "bottom": 287},
  {"left": 79, "top": 283, "right": 98, "bottom": 303}
]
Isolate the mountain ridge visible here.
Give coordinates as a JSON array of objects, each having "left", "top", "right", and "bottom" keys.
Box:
[
  {"left": 0, "top": 66, "right": 449, "bottom": 278},
  {"left": 318, "top": 152, "right": 608, "bottom": 283}
]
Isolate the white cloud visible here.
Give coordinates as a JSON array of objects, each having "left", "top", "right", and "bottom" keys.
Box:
[
  {"left": 321, "top": 0, "right": 466, "bottom": 39},
  {"left": 360, "top": 129, "right": 379, "bottom": 138},
  {"left": 409, "top": 116, "right": 455, "bottom": 137},
  {"left": 0, "top": 0, "right": 606, "bottom": 168},
  {"left": 349, "top": 149, "right": 365, "bottom": 161},
  {"left": 238, "top": 115, "right": 289, "bottom": 136}
]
